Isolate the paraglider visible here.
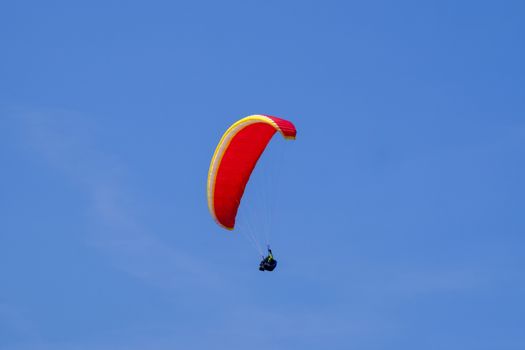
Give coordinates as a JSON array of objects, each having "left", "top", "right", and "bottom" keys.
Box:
[
  {"left": 207, "top": 114, "right": 297, "bottom": 272},
  {"left": 259, "top": 246, "right": 277, "bottom": 272}
]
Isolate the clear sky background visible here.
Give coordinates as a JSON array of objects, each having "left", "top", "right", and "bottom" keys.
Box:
[{"left": 1, "top": 1, "right": 524, "bottom": 349}]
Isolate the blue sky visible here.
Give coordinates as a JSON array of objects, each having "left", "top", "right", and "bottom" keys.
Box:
[{"left": 1, "top": 1, "right": 524, "bottom": 349}]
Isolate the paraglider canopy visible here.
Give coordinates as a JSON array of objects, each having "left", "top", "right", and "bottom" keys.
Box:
[{"left": 207, "top": 115, "right": 296, "bottom": 230}]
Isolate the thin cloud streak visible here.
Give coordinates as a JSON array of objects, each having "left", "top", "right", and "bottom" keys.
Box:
[{"left": 13, "top": 111, "right": 224, "bottom": 291}]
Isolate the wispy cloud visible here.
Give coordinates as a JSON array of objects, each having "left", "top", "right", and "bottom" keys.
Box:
[{"left": 11, "top": 110, "right": 223, "bottom": 291}]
